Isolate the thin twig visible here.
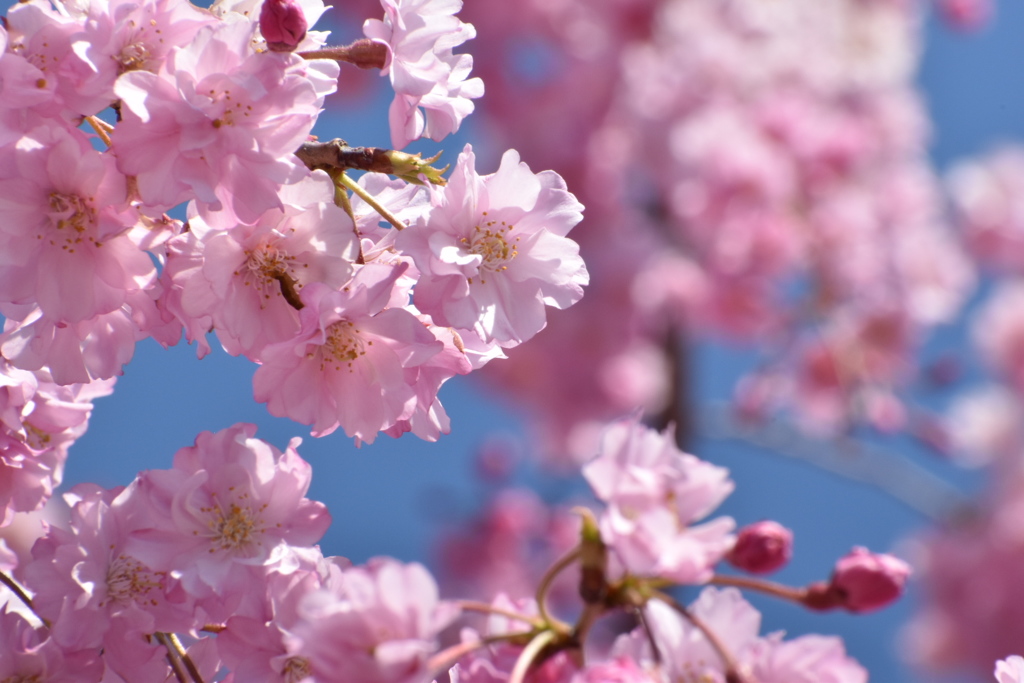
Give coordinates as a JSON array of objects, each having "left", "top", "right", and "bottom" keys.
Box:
[
  {"left": 534, "top": 545, "right": 581, "bottom": 632},
  {"left": 85, "top": 115, "right": 113, "bottom": 147},
  {"left": 155, "top": 633, "right": 190, "bottom": 683},
  {"left": 508, "top": 630, "right": 558, "bottom": 683},
  {"left": 426, "top": 633, "right": 520, "bottom": 677},
  {"left": 709, "top": 574, "right": 807, "bottom": 604},
  {"left": 337, "top": 172, "right": 407, "bottom": 231},
  {"left": 652, "top": 590, "right": 745, "bottom": 683},
  {"left": 168, "top": 633, "right": 206, "bottom": 683},
  {"left": 0, "top": 571, "right": 42, "bottom": 623},
  {"left": 458, "top": 600, "right": 546, "bottom": 628}
]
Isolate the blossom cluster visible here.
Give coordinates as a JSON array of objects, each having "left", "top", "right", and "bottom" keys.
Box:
[
  {"left": 0, "top": 417, "right": 910, "bottom": 682},
  {"left": 452, "top": 0, "right": 974, "bottom": 462},
  {"left": 0, "top": 0, "right": 587, "bottom": 524},
  {"left": 0, "top": 0, "right": 927, "bottom": 680}
]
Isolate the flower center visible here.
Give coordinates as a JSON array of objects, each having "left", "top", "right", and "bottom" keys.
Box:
[
  {"left": 320, "top": 320, "right": 371, "bottom": 371},
  {"left": 47, "top": 192, "right": 98, "bottom": 251},
  {"left": 282, "top": 657, "right": 312, "bottom": 683},
  {"left": 240, "top": 242, "right": 300, "bottom": 305},
  {"left": 463, "top": 215, "right": 521, "bottom": 284},
  {"left": 116, "top": 41, "right": 151, "bottom": 72},
  {"left": 207, "top": 86, "right": 253, "bottom": 128},
  {"left": 105, "top": 553, "right": 164, "bottom": 606},
  {"left": 24, "top": 423, "right": 51, "bottom": 451},
  {"left": 202, "top": 492, "right": 268, "bottom": 553}
]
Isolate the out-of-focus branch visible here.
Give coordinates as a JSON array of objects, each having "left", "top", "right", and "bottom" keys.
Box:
[
  {"left": 651, "top": 324, "right": 693, "bottom": 449},
  {"left": 699, "top": 402, "right": 973, "bottom": 522}
]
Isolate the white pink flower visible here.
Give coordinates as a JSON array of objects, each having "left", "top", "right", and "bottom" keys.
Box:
[
  {"left": 119, "top": 423, "right": 330, "bottom": 603},
  {"left": 400, "top": 144, "right": 587, "bottom": 348},
  {"left": 997, "top": 656, "right": 1024, "bottom": 683},
  {"left": 363, "top": 0, "right": 483, "bottom": 149},
  {"left": 288, "top": 557, "right": 460, "bottom": 683},
  {"left": 583, "top": 415, "right": 735, "bottom": 583},
  {"left": 252, "top": 266, "right": 445, "bottom": 442},
  {"left": 170, "top": 172, "right": 360, "bottom": 360},
  {"left": 613, "top": 588, "right": 867, "bottom": 683},
  {"left": 112, "top": 19, "right": 339, "bottom": 222},
  {"left": 0, "top": 121, "right": 153, "bottom": 324}
]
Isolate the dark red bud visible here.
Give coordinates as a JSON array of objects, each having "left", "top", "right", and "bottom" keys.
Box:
[
  {"left": 727, "top": 520, "right": 793, "bottom": 574},
  {"left": 828, "top": 546, "right": 911, "bottom": 613},
  {"left": 260, "top": 0, "right": 307, "bottom": 53}
]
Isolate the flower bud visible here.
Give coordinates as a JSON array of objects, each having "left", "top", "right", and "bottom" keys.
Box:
[
  {"left": 260, "top": 0, "right": 307, "bottom": 53},
  {"left": 829, "top": 547, "right": 910, "bottom": 613},
  {"left": 727, "top": 520, "right": 793, "bottom": 574}
]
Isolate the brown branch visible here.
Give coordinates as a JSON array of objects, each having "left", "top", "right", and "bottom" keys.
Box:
[
  {"left": 295, "top": 140, "right": 447, "bottom": 185},
  {"left": 297, "top": 140, "right": 395, "bottom": 175},
  {"left": 299, "top": 38, "right": 388, "bottom": 70}
]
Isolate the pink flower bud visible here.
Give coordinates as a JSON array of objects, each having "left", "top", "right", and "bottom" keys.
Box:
[
  {"left": 727, "top": 520, "right": 793, "bottom": 574},
  {"left": 829, "top": 547, "right": 911, "bottom": 613},
  {"left": 260, "top": 0, "right": 307, "bottom": 53}
]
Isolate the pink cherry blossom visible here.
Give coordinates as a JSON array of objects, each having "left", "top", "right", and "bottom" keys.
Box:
[
  {"left": 119, "top": 423, "right": 330, "bottom": 603},
  {"left": 400, "top": 144, "right": 588, "bottom": 347},
  {"left": 252, "top": 267, "right": 444, "bottom": 442},
  {"left": 613, "top": 587, "right": 866, "bottom": 683},
  {"left": 973, "top": 280, "right": 1024, "bottom": 394},
  {"left": 170, "top": 172, "right": 360, "bottom": 360},
  {"left": 64, "top": 0, "right": 218, "bottom": 114},
  {"left": 287, "top": 557, "right": 460, "bottom": 683},
  {"left": 363, "top": 0, "right": 484, "bottom": 149},
  {"left": 0, "top": 121, "right": 154, "bottom": 324},
  {"left": 112, "top": 19, "right": 339, "bottom": 222},
  {"left": 25, "top": 483, "right": 197, "bottom": 656},
  {"left": 583, "top": 415, "right": 735, "bottom": 583},
  {"left": 217, "top": 549, "right": 350, "bottom": 683},
  {"left": 0, "top": 362, "right": 113, "bottom": 526},
  {"left": 0, "top": 610, "right": 104, "bottom": 683},
  {"left": 570, "top": 658, "right": 658, "bottom": 683},
  {"left": 0, "top": 302, "right": 143, "bottom": 384},
  {"left": 947, "top": 147, "right": 1024, "bottom": 273},
  {"left": 997, "top": 656, "right": 1024, "bottom": 683}
]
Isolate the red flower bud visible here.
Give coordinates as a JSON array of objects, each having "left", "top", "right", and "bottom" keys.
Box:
[
  {"left": 829, "top": 546, "right": 910, "bottom": 613},
  {"left": 260, "top": 0, "right": 307, "bottom": 53},
  {"left": 727, "top": 520, "right": 793, "bottom": 574}
]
